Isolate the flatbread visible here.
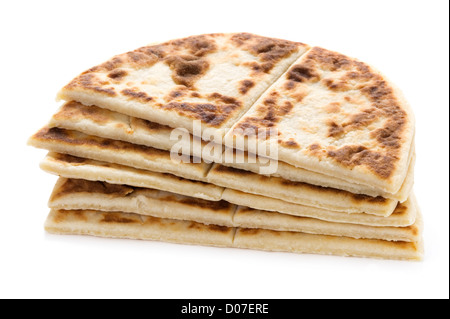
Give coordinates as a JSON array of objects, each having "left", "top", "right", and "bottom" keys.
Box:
[
  {"left": 49, "top": 178, "right": 234, "bottom": 227},
  {"left": 40, "top": 152, "right": 413, "bottom": 226},
  {"left": 57, "top": 33, "right": 310, "bottom": 139},
  {"left": 40, "top": 152, "right": 224, "bottom": 201},
  {"left": 48, "top": 101, "right": 414, "bottom": 201},
  {"left": 221, "top": 189, "right": 415, "bottom": 227},
  {"left": 49, "top": 101, "right": 214, "bottom": 162},
  {"left": 45, "top": 209, "right": 424, "bottom": 260},
  {"left": 28, "top": 126, "right": 212, "bottom": 182},
  {"left": 225, "top": 46, "right": 415, "bottom": 195},
  {"left": 48, "top": 177, "right": 421, "bottom": 242},
  {"left": 207, "top": 164, "right": 398, "bottom": 216},
  {"left": 29, "top": 128, "right": 399, "bottom": 215}
]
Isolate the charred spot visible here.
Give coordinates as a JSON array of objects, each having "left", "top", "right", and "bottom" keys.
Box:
[
  {"left": 107, "top": 69, "right": 128, "bottom": 79},
  {"left": 287, "top": 66, "right": 317, "bottom": 83},
  {"left": 186, "top": 37, "right": 217, "bottom": 57},
  {"left": 239, "top": 79, "right": 255, "bottom": 94},
  {"left": 165, "top": 55, "right": 210, "bottom": 88},
  {"left": 121, "top": 89, "right": 153, "bottom": 102}
]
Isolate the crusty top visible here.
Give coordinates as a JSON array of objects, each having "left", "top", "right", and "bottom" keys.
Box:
[
  {"left": 226, "top": 47, "right": 414, "bottom": 191},
  {"left": 59, "top": 33, "right": 309, "bottom": 133}
]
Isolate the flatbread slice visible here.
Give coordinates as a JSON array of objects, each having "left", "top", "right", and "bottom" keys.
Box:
[
  {"left": 40, "top": 152, "right": 224, "bottom": 201},
  {"left": 45, "top": 209, "right": 424, "bottom": 260},
  {"left": 57, "top": 33, "right": 310, "bottom": 139},
  {"left": 45, "top": 209, "right": 235, "bottom": 248},
  {"left": 40, "top": 152, "right": 413, "bottom": 226},
  {"left": 28, "top": 126, "right": 212, "bottom": 182},
  {"left": 48, "top": 177, "right": 421, "bottom": 242},
  {"left": 49, "top": 101, "right": 414, "bottom": 201},
  {"left": 222, "top": 189, "right": 416, "bottom": 227},
  {"left": 207, "top": 164, "right": 398, "bottom": 216},
  {"left": 225, "top": 46, "right": 415, "bottom": 195},
  {"left": 29, "top": 128, "right": 398, "bottom": 216}
]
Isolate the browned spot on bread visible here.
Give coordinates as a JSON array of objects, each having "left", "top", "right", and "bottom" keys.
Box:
[
  {"left": 52, "top": 152, "right": 87, "bottom": 164},
  {"left": 239, "top": 79, "right": 255, "bottom": 94},
  {"left": 53, "top": 102, "right": 110, "bottom": 125},
  {"left": 165, "top": 88, "right": 186, "bottom": 101},
  {"left": 287, "top": 66, "right": 319, "bottom": 83},
  {"left": 190, "top": 92, "right": 201, "bottom": 98},
  {"left": 107, "top": 69, "right": 128, "bottom": 79},
  {"left": 207, "top": 224, "right": 232, "bottom": 233},
  {"left": 231, "top": 33, "right": 302, "bottom": 73},
  {"left": 161, "top": 102, "right": 238, "bottom": 127},
  {"left": 327, "top": 145, "right": 394, "bottom": 178},
  {"left": 351, "top": 193, "right": 387, "bottom": 203},
  {"left": 132, "top": 118, "right": 170, "bottom": 132},
  {"left": 165, "top": 54, "right": 210, "bottom": 88},
  {"left": 345, "top": 108, "right": 380, "bottom": 129},
  {"left": 65, "top": 73, "right": 117, "bottom": 96},
  {"left": 101, "top": 213, "right": 138, "bottom": 224},
  {"left": 327, "top": 121, "right": 345, "bottom": 138},
  {"left": 187, "top": 221, "right": 227, "bottom": 232},
  {"left": 322, "top": 78, "right": 350, "bottom": 91},
  {"left": 234, "top": 99, "right": 294, "bottom": 135},
  {"left": 121, "top": 88, "right": 153, "bottom": 102},
  {"left": 51, "top": 178, "right": 134, "bottom": 201},
  {"left": 279, "top": 138, "right": 300, "bottom": 148}
]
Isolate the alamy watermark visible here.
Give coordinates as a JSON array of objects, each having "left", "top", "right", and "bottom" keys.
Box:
[{"left": 169, "top": 120, "right": 279, "bottom": 175}]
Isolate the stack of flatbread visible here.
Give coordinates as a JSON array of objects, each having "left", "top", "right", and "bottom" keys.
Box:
[{"left": 28, "top": 33, "right": 423, "bottom": 260}]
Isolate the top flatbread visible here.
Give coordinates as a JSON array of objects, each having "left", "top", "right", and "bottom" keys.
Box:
[
  {"left": 225, "top": 47, "right": 415, "bottom": 194},
  {"left": 58, "top": 33, "right": 309, "bottom": 139}
]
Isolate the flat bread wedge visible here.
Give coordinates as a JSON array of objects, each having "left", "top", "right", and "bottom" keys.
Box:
[
  {"left": 48, "top": 177, "right": 421, "bottom": 242},
  {"left": 46, "top": 209, "right": 235, "bottom": 248},
  {"left": 29, "top": 128, "right": 398, "bottom": 215},
  {"left": 49, "top": 101, "right": 214, "bottom": 162},
  {"left": 57, "top": 33, "right": 310, "bottom": 139},
  {"left": 222, "top": 189, "right": 416, "bottom": 227},
  {"left": 207, "top": 164, "right": 398, "bottom": 216},
  {"left": 41, "top": 153, "right": 414, "bottom": 227},
  {"left": 40, "top": 152, "right": 224, "bottom": 201},
  {"left": 225, "top": 46, "right": 415, "bottom": 195},
  {"left": 28, "top": 126, "right": 212, "bottom": 182},
  {"left": 49, "top": 101, "right": 414, "bottom": 201},
  {"left": 45, "top": 209, "right": 424, "bottom": 260}
]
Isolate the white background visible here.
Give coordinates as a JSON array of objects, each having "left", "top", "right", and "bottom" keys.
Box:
[{"left": 0, "top": 0, "right": 448, "bottom": 299}]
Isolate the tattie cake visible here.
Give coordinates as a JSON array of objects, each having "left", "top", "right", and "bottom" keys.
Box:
[{"left": 28, "top": 33, "right": 422, "bottom": 260}]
